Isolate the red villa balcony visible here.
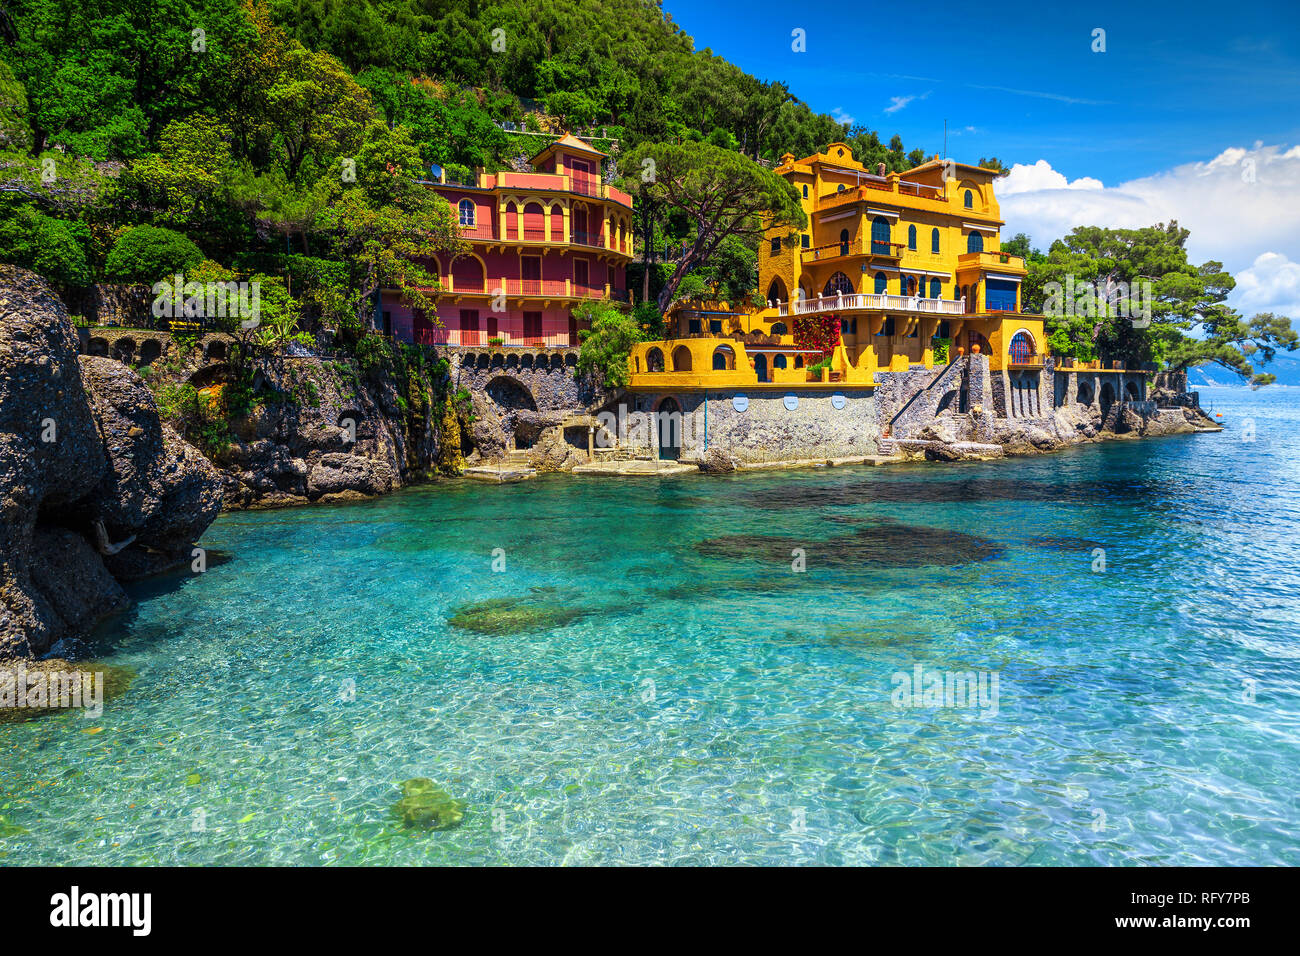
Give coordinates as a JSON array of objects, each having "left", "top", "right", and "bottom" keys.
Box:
[
  {"left": 510, "top": 278, "right": 570, "bottom": 296},
  {"left": 572, "top": 230, "right": 605, "bottom": 248}
]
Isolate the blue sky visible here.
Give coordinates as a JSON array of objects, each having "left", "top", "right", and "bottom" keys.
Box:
[{"left": 662, "top": 0, "right": 1300, "bottom": 184}]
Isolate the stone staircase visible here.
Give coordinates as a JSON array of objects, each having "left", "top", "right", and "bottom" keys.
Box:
[{"left": 877, "top": 437, "right": 899, "bottom": 457}]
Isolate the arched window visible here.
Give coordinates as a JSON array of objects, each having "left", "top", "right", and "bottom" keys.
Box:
[
  {"left": 874, "top": 272, "right": 887, "bottom": 294},
  {"left": 646, "top": 347, "right": 664, "bottom": 372},
  {"left": 766, "top": 277, "right": 787, "bottom": 303},
  {"left": 712, "top": 346, "right": 734, "bottom": 370},
  {"left": 839, "top": 228, "right": 850, "bottom": 256},
  {"left": 967, "top": 231, "right": 984, "bottom": 253},
  {"left": 773, "top": 354, "right": 787, "bottom": 369},
  {"left": 823, "top": 272, "right": 853, "bottom": 296},
  {"left": 671, "top": 345, "right": 693, "bottom": 372},
  {"left": 871, "top": 216, "right": 891, "bottom": 254},
  {"left": 964, "top": 190, "right": 973, "bottom": 209},
  {"left": 802, "top": 184, "right": 808, "bottom": 198},
  {"left": 931, "top": 228, "right": 940, "bottom": 254},
  {"left": 908, "top": 224, "right": 917, "bottom": 250},
  {"left": 523, "top": 202, "right": 544, "bottom": 240},
  {"left": 929, "top": 278, "right": 941, "bottom": 298},
  {"left": 1008, "top": 331, "right": 1035, "bottom": 363},
  {"left": 451, "top": 255, "right": 485, "bottom": 292},
  {"left": 458, "top": 198, "right": 476, "bottom": 226},
  {"left": 770, "top": 322, "right": 788, "bottom": 336}
]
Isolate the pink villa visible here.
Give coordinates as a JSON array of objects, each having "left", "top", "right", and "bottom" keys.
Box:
[{"left": 379, "top": 133, "right": 635, "bottom": 347}]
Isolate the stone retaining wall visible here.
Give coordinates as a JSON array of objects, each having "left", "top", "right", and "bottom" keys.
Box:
[{"left": 610, "top": 388, "right": 880, "bottom": 464}]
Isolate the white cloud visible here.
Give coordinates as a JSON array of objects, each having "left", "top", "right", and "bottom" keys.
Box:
[
  {"left": 998, "top": 143, "right": 1300, "bottom": 316},
  {"left": 998, "top": 159, "right": 1104, "bottom": 195},
  {"left": 884, "top": 91, "right": 930, "bottom": 114},
  {"left": 1233, "top": 252, "right": 1300, "bottom": 318},
  {"left": 831, "top": 107, "right": 855, "bottom": 126}
]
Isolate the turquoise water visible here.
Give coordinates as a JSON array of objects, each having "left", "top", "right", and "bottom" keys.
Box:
[{"left": 3, "top": 386, "right": 1299, "bottom": 865}]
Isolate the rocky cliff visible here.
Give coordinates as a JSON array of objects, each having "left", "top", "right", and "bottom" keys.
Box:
[
  {"left": 215, "top": 354, "right": 442, "bottom": 509},
  {"left": 0, "top": 267, "right": 223, "bottom": 659}
]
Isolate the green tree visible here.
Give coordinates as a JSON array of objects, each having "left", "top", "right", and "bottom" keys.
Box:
[
  {"left": 104, "top": 224, "right": 205, "bottom": 283},
  {"left": 621, "top": 140, "right": 806, "bottom": 311},
  {"left": 1164, "top": 312, "right": 1298, "bottom": 386},
  {"left": 314, "top": 123, "right": 461, "bottom": 329},
  {"left": 577, "top": 302, "right": 644, "bottom": 389}
]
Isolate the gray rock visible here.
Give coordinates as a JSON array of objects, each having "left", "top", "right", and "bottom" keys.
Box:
[
  {"left": 699, "top": 446, "right": 737, "bottom": 474},
  {"left": 0, "top": 266, "right": 220, "bottom": 658},
  {"left": 75, "top": 357, "right": 224, "bottom": 548},
  {"left": 307, "top": 452, "right": 394, "bottom": 498}
]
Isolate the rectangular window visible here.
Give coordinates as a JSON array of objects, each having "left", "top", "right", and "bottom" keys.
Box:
[
  {"left": 460, "top": 309, "right": 479, "bottom": 331},
  {"left": 574, "top": 259, "right": 589, "bottom": 288},
  {"left": 801, "top": 234, "right": 810, "bottom": 248},
  {"left": 688, "top": 318, "right": 702, "bottom": 334},
  {"left": 986, "top": 279, "right": 1018, "bottom": 311},
  {"left": 880, "top": 316, "right": 896, "bottom": 336},
  {"left": 522, "top": 311, "right": 542, "bottom": 339},
  {"left": 710, "top": 320, "right": 723, "bottom": 334},
  {"left": 770, "top": 237, "right": 781, "bottom": 254}
]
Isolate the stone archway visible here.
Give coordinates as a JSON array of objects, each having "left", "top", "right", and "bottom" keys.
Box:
[{"left": 485, "top": 375, "right": 539, "bottom": 451}]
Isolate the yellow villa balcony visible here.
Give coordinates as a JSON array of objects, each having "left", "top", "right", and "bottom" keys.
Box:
[{"left": 777, "top": 291, "right": 968, "bottom": 317}]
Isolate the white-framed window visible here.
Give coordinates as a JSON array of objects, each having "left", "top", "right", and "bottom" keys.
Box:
[{"left": 458, "top": 199, "right": 475, "bottom": 227}]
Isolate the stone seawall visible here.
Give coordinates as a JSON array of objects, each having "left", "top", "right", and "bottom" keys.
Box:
[{"left": 609, "top": 388, "right": 880, "bottom": 465}]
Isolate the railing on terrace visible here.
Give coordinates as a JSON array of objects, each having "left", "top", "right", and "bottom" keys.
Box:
[
  {"left": 508, "top": 333, "right": 579, "bottom": 348},
  {"left": 819, "top": 179, "right": 947, "bottom": 208},
  {"left": 778, "top": 293, "right": 967, "bottom": 317},
  {"left": 571, "top": 230, "right": 605, "bottom": 248},
  {"left": 570, "top": 178, "right": 603, "bottom": 198},
  {"left": 459, "top": 223, "right": 495, "bottom": 240},
  {"left": 521, "top": 227, "right": 547, "bottom": 241},
  {"left": 801, "top": 238, "right": 906, "bottom": 261},
  {"left": 510, "top": 279, "right": 569, "bottom": 296}
]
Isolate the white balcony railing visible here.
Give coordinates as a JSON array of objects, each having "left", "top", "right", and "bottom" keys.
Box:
[{"left": 777, "top": 293, "right": 967, "bottom": 317}]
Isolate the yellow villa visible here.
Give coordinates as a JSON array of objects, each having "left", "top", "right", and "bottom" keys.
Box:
[{"left": 628, "top": 143, "right": 1047, "bottom": 389}]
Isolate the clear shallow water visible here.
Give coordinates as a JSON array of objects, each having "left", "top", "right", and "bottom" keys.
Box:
[{"left": 3, "top": 386, "right": 1299, "bottom": 865}]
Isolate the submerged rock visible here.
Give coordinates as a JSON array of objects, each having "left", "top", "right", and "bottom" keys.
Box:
[
  {"left": 392, "top": 778, "right": 466, "bottom": 831},
  {"left": 447, "top": 595, "right": 592, "bottom": 635},
  {"left": 695, "top": 520, "right": 1004, "bottom": 569},
  {"left": 0, "top": 658, "right": 135, "bottom": 723}
]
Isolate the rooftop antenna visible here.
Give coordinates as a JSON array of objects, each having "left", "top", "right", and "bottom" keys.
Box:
[{"left": 943, "top": 119, "right": 947, "bottom": 162}]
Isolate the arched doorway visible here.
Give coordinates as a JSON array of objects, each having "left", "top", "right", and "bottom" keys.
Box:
[
  {"left": 657, "top": 397, "right": 682, "bottom": 460},
  {"left": 754, "top": 353, "right": 768, "bottom": 382},
  {"left": 1100, "top": 381, "right": 1116, "bottom": 419}
]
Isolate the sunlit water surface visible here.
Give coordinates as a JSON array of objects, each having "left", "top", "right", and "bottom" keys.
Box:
[{"left": 3, "top": 386, "right": 1298, "bottom": 865}]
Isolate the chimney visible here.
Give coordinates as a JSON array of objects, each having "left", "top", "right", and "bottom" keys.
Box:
[{"left": 876, "top": 163, "right": 886, "bottom": 176}]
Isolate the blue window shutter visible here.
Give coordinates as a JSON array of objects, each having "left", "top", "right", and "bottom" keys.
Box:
[{"left": 986, "top": 279, "right": 1017, "bottom": 311}]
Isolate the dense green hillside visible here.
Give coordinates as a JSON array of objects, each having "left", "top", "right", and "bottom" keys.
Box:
[{"left": 0, "top": 0, "right": 932, "bottom": 330}]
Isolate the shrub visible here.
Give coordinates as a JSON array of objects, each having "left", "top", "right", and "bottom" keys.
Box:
[{"left": 104, "top": 225, "right": 204, "bottom": 285}]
